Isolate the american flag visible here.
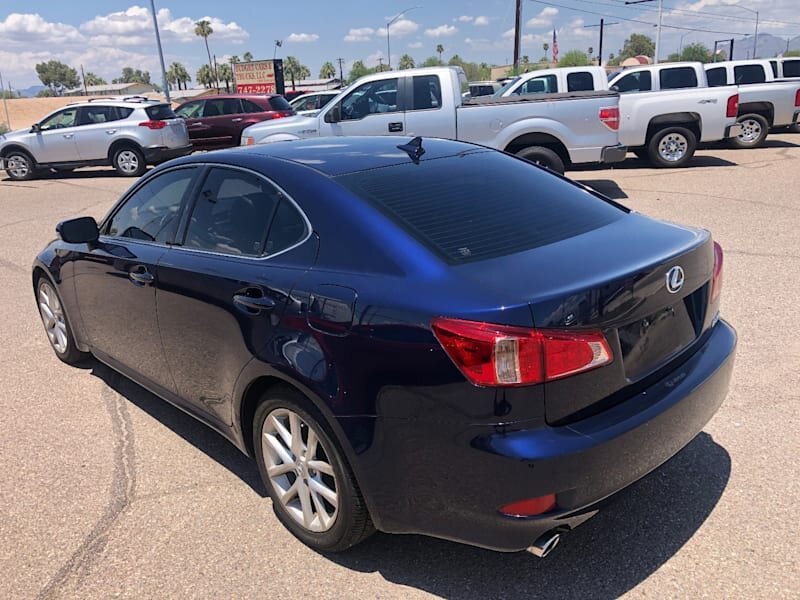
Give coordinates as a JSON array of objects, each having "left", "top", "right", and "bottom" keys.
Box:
[{"left": 552, "top": 29, "right": 559, "bottom": 63}]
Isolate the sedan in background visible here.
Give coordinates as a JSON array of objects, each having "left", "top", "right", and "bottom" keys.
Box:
[
  {"left": 33, "top": 136, "right": 735, "bottom": 557},
  {"left": 289, "top": 91, "right": 340, "bottom": 116},
  {"left": 175, "top": 94, "right": 294, "bottom": 150}
]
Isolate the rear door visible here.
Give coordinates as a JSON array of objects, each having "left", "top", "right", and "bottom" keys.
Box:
[
  {"left": 320, "top": 76, "right": 405, "bottom": 136},
  {"left": 403, "top": 74, "right": 453, "bottom": 138},
  {"left": 74, "top": 105, "right": 133, "bottom": 160},
  {"left": 190, "top": 98, "right": 242, "bottom": 149},
  {"left": 156, "top": 165, "right": 317, "bottom": 426}
]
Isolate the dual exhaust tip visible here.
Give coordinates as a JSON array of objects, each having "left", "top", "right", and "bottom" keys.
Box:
[{"left": 527, "top": 530, "right": 561, "bottom": 558}]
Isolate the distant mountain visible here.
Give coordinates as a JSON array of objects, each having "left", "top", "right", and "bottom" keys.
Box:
[
  {"left": 732, "top": 33, "right": 794, "bottom": 60},
  {"left": 17, "top": 85, "right": 46, "bottom": 97}
]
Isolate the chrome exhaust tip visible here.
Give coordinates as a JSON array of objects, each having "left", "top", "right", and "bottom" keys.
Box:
[{"left": 527, "top": 531, "right": 561, "bottom": 558}]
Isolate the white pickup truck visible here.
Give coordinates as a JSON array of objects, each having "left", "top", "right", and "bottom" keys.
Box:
[
  {"left": 241, "top": 66, "right": 626, "bottom": 174},
  {"left": 499, "top": 64, "right": 741, "bottom": 168},
  {"left": 704, "top": 60, "right": 800, "bottom": 147}
]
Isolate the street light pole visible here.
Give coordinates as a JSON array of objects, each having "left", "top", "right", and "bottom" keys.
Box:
[
  {"left": 625, "top": 0, "right": 663, "bottom": 64},
  {"left": 386, "top": 6, "right": 421, "bottom": 70},
  {"left": 149, "top": 0, "right": 170, "bottom": 102},
  {"left": 679, "top": 32, "right": 691, "bottom": 57},
  {"left": 584, "top": 19, "right": 619, "bottom": 66},
  {"left": 732, "top": 5, "right": 759, "bottom": 58}
]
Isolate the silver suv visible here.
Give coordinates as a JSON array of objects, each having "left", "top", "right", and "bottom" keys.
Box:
[{"left": 0, "top": 96, "right": 192, "bottom": 181}]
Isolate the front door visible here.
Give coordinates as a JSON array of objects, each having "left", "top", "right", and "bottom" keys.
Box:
[
  {"left": 30, "top": 107, "right": 81, "bottom": 163},
  {"left": 72, "top": 166, "right": 200, "bottom": 391},
  {"left": 319, "top": 76, "right": 406, "bottom": 137}
]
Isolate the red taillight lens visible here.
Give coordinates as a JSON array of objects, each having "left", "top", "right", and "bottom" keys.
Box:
[
  {"left": 431, "top": 317, "right": 612, "bottom": 387},
  {"left": 138, "top": 120, "right": 167, "bottom": 129},
  {"left": 794, "top": 89, "right": 800, "bottom": 107},
  {"left": 267, "top": 112, "right": 291, "bottom": 120},
  {"left": 711, "top": 241, "right": 724, "bottom": 303},
  {"left": 599, "top": 106, "right": 619, "bottom": 131},
  {"left": 726, "top": 94, "right": 739, "bottom": 118},
  {"left": 499, "top": 494, "right": 557, "bottom": 517}
]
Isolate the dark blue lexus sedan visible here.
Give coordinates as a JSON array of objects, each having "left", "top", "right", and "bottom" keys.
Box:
[{"left": 33, "top": 137, "right": 735, "bottom": 557}]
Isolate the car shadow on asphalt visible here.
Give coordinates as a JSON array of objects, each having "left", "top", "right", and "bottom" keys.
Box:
[
  {"left": 575, "top": 179, "right": 628, "bottom": 199},
  {"left": 572, "top": 155, "right": 738, "bottom": 172},
  {"left": 702, "top": 138, "right": 800, "bottom": 150}
]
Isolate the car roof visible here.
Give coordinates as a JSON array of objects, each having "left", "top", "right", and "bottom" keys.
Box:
[
  {"left": 176, "top": 136, "right": 485, "bottom": 177},
  {"left": 66, "top": 96, "right": 165, "bottom": 108}
]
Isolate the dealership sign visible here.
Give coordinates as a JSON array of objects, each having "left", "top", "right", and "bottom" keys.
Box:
[{"left": 234, "top": 59, "right": 285, "bottom": 94}]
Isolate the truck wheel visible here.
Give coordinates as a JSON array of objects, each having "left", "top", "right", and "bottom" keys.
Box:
[
  {"left": 647, "top": 127, "right": 696, "bottom": 168},
  {"left": 728, "top": 114, "right": 769, "bottom": 149},
  {"left": 4, "top": 150, "right": 38, "bottom": 181},
  {"left": 112, "top": 146, "right": 146, "bottom": 177},
  {"left": 516, "top": 147, "right": 565, "bottom": 175}
]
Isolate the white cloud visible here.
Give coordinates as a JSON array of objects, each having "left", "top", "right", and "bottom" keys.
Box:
[
  {"left": 376, "top": 18, "right": 419, "bottom": 38},
  {"left": 0, "top": 13, "right": 85, "bottom": 46},
  {"left": 408, "top": 41, "right": 423, "bottom": 49},
  {"left": 457, "top": 15, "right": 474, "bottom": 23},
  {"left": 286, "top": 32, "right": 319, "bottom": 43},
  {"left": 474, "top": 16, "right": 490, "bottom": 26},
  {"left": 344, "top": 27, "right": 374, "bottom": 42},
  {"left": 425, "top": 24, "right": 458, "bottom": 38},
  {"left": 364, "top": 50, "right": 386, "bottom": 68},
  {"left": 527, "top": 7, "right": 559, "bottom": 29}
]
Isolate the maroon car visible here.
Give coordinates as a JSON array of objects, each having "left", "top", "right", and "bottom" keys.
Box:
[{"left": 175, "top": 94, "right": 294, "bottom": 150}]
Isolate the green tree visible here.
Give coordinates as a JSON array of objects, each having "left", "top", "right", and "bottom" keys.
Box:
[
  {"left": 194, "top": 20, "right": 217, "bottom": 87},
  {"left": 243, "top": 51, "right": 253, "bottom": 62},
  {"left": 196, "top": 64, "right": 215, "bottom": 88},
  {"left": 785, "top": 49, "right": 800, "bottom": 57},
  {"left": 230, "top": 55, "right": 240, "bottom": 64},
  {"left": 167, "top": 62, "right": 190, "bottom": 90},
  {"left": 284, "top": 56, "right": 310, "bottom": 90},
  {"left": 319, "top": 61, "right": 336, "bottom": 79},
  {"left": 36, "top": 88, "right": 57, "bottom": 97},
  {"left": 84, "top": 72, "right": 106, "bottom": 86},
  {"left": 682, "top": 42, "right": 713, "bottom": 63},
  {"left": 436, "top": 44, "right": 445, "bottom": 64},
  {"left": 398, "top": 54, "right": 415, "bottom": 69},
  {"left": 448, "top": 55, "right": 490, "bottom": 80},
  {"left": 0, "top": 89, "right": 20, "bottom": 99},
  {"left": 35, "top": 60, "right": 80, "bottom": 96},
  {"left": 217, "top": 63, "right": 233, "bottom": 92},
  {"left": 421, "top": 56, "right": 440, "bottom": 67},
  {"left": 347, "top": 60, "right": 374, "bottom": 83},
  {"left": 620, "top": 34, "right": 655, "bottom": 61},
  {"left": 558, "top": 50, "right": 591, "bottom": 67},
  {"left": 113, "top": 67, "right": 151, "bottom": 85}
]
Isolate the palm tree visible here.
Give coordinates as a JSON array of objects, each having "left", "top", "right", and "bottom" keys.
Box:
[
  {"left": 436, "top": 44, "right": 444, "bottom": 64},
  {"left": 196, "top": 64, "right": 215, "bottom": 88},
  {"left": 194, "top": 20, "right": 217, "bottom": 87},
  {"left": 176, "top": 63, "right": 191, "bottom": 90},
  {"left": 243, "top": 51, "right": 253, "bottom": 62},
  {"left": 84, "top": 72, "right": 106, "bottom": 86},
  {"left": 319, "top": 61, "right": 336, "bottom": 79},
  {"left": 230, "top": 55, "right": 240, "bottom": 64},
  {"left": 399, "top": 54, "right": 415, "bottom": 69},
  {"left": 218, "top": 63, "right": 233, "bottom": 92},
  {"left": 543, "top": 42, "right": 550, "bottom": 61},
  {"left": 284, "top": 56, "right": 309, "bottom": 90}
]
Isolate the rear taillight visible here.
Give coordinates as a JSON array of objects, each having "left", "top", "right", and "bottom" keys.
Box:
[
  {"left": 726, "top": 94, "right": 739, "bottom": 118},
  {"left": 499, "top": 494, "right": 557, "bottom": 517},
  {"left": 431, "top": 317, "right": 612, "bottom": 387},
  {"left": 139, "top": 120, "right": 167, "bottom": 129},
  {"left": 267, "top": 112, "right": 291, "bottom": 120},
  {"left": 711, "top": 241, "right": 724, "bottom": 303},
  {"left": 795, "top": 89, "right": 800, "bottom": 107},
  {"left": 599, "top": 106, "right": 619, "bottom": 131}
]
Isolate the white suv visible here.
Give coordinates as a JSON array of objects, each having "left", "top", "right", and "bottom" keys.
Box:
[{"left": 0, "top": 96, "right": 191, "bottom": 181}]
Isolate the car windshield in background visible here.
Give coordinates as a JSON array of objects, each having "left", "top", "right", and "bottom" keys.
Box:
[
  {"left": 492, "top": 77, "right": 520, "bottom": 97},
  {"left": 335, "top": 150, "right": 626, "bottom": 264},
  {"left": 268, "top": 96, "right": 293, "bottom": 111},
  {"left": 146, "top": 104, "right": 178, "bottom": 120}
]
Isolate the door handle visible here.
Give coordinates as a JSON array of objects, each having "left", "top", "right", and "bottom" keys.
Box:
[
  {"left": 62, "top": 134, "right": 74, "bottom": 139},
  {"left": 388, "top": 122, "right": 403, "bottom": 132},
  {"left": 190, "top": 122, "right": 203, "bottom": 127},
  {"left": 129, "top": 268, "right": 154, "bottom": 286},
  {"left": 105, "top": 129, "right": 117, "bottom": 134},
  {"left": 233, "top": 293, "right": 276, "bottom": 314},
  {"left": 231, "top": 118, "right": 243, "bottom": 122}
]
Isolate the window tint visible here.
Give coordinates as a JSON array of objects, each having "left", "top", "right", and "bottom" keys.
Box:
[
  {"left": 335, "top": 150, "right": 624, "bottom": 264},
  {"left": 734, "top": 64, "right": 766, "bottom": 84},
  {"left": 706, "top": 67, "right": 728, "bottom": 87},
  {"left": 567, "top": 71, "right": 595, "bottom": 92},
  {"left": 184, "top": 168, "right": 283, "bottom": 257},
  {"left": 146, "top": 104, "right": 178, "bottom": 120},
  {"left": 176, "top": 101, "right": 203, "bottom": 118},
  {"left": 411, "top": 75, "right": 442, "bottom": 110},
  {"left": 769, "top": 61, "right": 779, "bottom": 77},
  {"left": 79, "top": 105, "right": 132, "bottom": 125},
  {"left": 267, "top": 96, "right": 293, "bottom": 111},
  {"left": 782, "top": 60, "right": 800, "bottom": 78},
  {"left": 659, "top": 67, "right": 698, "bottom": 90},
  {"left": 40, "top": 108, "right": 79, "bottom": 130},
  {"left": 291, "top": 96, "right": 318, "bottom": 111},
  {"left": 203, "top": 98, "right": 242, "bottom": 117},
  {"left": 614, "top": 71, "right": 651, "bottom": 93},
  {"left": 340, "top": 78, "right": 399, "bottom": 120},
  {"left": 240, "top": 99, "right": 266, "bottom": 113},
  {"left": 516, "top": 75, "right": 557, "bottom": 95},
  {"left": 264, "top": 198, "right": 307, "bottom": 255},
  {"left": 106, "top": 168, "right": 196, "bottom": 242}
]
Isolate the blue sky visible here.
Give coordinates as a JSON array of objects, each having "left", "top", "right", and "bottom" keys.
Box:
[{"left": 1, "top": 1, "right": 796, "bottom": 89}]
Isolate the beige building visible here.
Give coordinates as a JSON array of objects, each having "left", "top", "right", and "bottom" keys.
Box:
[{"left": 64, "top": 82, "right": 157, "bottom": 97}]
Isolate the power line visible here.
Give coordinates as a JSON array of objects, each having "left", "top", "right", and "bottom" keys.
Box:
[{"left": 608, "top": 0, "right": 800, "bottom": 28}]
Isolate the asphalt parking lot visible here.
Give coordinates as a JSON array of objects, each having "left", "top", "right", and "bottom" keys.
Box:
[{"left": 1, "top": 138, "right": 798, "bottom": 599}]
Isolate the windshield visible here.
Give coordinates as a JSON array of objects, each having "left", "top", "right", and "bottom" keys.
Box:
[{"left": 492, "top": 77, "right": 520, "bottom": 97}]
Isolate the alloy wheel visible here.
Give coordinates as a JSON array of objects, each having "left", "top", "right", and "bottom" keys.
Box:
[
  {"left": 7, "top": 154, "right": 31, "bottom": 179},
  {"left": 116, "top": 150, "right": 140, "bottom": 174},
  {"left": 658, "top": 133, "right": 688, "bottom": 162},
  {"left": 38, "top": 281, "right": 68, "bottom": 354},
  {"left": 261, "top": 408, "right": 339, "bottom": 532},
  {"left": 738, "top": 118, "right": 762, "bottom": 144}
]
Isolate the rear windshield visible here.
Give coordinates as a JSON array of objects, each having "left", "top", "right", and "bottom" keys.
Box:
[
  {"left": 335, "top": 151, "right": 625, "bottom": 263},
  {"left": 268, "top": 96, "right": 293, "bottom": 111},
  {"left": 146, "top": 104, "right": 178, "bottom": 120}
]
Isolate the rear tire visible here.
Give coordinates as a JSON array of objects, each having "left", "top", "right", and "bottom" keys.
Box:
[
  {"left": 35, "top": 275, "right": 89, "bottom": 365},
  {"left": 647, "top": 127, "right": 696, "bottom": 168},
  {"left": 253, "top": 386, "right": 374, "bottom": 552},
  {"left": 727, "top": 113, "right": 769, "bottom": 149},
  {"left": 4, "top": 150, "right": 37, "bottom": 181},
  {"left": 112, "top": 146, "right": 146, "bottom": 177},
  {"left": 515, "top": 146, "right": 566, "bottom": 175}
]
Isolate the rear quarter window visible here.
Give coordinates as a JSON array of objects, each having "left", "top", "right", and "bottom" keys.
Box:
[
  {"left": 335, "top": 151, "right": 625, "bottom": 264},
  {"left": 734, "top": 64, "right": 766, "bottom": 84},
  {"left": 146, "top": 104, "right": 178, "bottom": 120},
  {"left": 706, "top": 67, "right": 728, "bottom": 87},
  {"left": 566, "top": 72, "right": 595, "bottom": 92},
  {"left": 659, "top": 67, "right": 698, "bottom": 90}
]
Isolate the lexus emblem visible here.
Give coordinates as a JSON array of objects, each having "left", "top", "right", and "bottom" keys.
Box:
[{"left": 665, "top": 266, "right": 685, "bottom": 294}]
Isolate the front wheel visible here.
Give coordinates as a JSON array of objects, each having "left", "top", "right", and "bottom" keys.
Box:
[
  {"left": 727, "top": 113, "right": 769, "bottom": 149},
  {"left": 4, "top": 151, "right": 37, "bottom": 181},
  {"left": 36, "top": 277, "right": 89, "bottom": 364},
  {"left": 112, "top": 146, "right": 146, "bottom": 177},
  {"left": 253, "top": 388, "right": 373, "bottom": 552},
  {"left": 647, "top": 127, "right": 697, "bottom": 168},
  {"left": 515, "top": 146, "right": 566, "bottom": 175}
]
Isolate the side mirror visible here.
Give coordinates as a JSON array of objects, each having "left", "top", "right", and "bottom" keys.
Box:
[
  {"left": 324, "top": 103, "right": 342, "bottom": 123},
  {"left": 57, "top": 216, "right": 99, "bottom": 244},
  {"left": 30, "top": 123, "right": 41, "bottom": 133}
]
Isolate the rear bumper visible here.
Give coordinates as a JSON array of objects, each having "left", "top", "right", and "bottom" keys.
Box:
[
  {"left": 601, "top": 144, "right": 627, "bottom": 164},
  {"left": 355, "top": 320, "right": 736, "bottom": 551},
  {"left": 725, "top": 123, "right": 744, "bottom": 138},
  {"left": 143, "top": 144, "right": 193, "bottom": 164}
]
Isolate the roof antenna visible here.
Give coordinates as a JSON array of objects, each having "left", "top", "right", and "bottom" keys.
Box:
[{"left": 397, "top": 136, "right": 425, "bottom": 163}]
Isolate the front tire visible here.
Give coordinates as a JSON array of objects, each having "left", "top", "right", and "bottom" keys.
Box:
[
  {"left": 515, "top": 146, "right": 566, "bottom": 175},
  {"left": 647, "top": 127, "right": 697, "bottom": 168},
  {"left": 4, "top": 150, "right": 37, "bottom": 181},
  {"left": 112, "top": 146, "right": 146, "bottom": 177},
  {"left": 35, "top": 276, "right": 89, "bottom": 364},
  {"left": 728, "top": 113, "right": 769, "bottom": 149},
  {"left": 253, "top": 387, "right": 373, "bottom": 552}
]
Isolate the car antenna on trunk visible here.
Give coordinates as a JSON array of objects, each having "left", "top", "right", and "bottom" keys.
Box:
[{"left": 397, "top": 136, "right": 425, "bottom": 163}]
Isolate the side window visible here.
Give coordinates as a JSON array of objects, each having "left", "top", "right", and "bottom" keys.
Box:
[
  {"left": 106, "top": 168, "right": 197, "bottom": 242},
  {"left": 783, "top": 60, "right": 800, "bottom": 77},
  {"left": 614, "top": 71, "right": 652, "bottom": 93},
  {"left": 240, "top": 99, "right": 266, "bottom": 113},
  {"left": 292, "top": 96, "right": 318, "bottom": 111},
  {"left": 516, "top": 75, "right": 557, "bottom": 95},
  {"left": 264, "top": 198, "right": 307, "bottom": 255},
  {"left": 39, "top": 108, "right": 79, "bottom": 130},
  {"left": 176, "top": 101, "right": 203, "bottom": 118},
  {"left": 79, "top": 106, "right": 132, "bottom": 125},
  {"left": 566, "top": 71, "right": 595, "bottom": 92},
  {"left": 769, "top": 61, "right": 779, "bottom": 77},
  {"left": 734, "top": 65, "right": 766, "bottom": 84},
  {"left": 411, "top": 75, "right": 442, "bottom": 110},
  {"left": 203, "top": 98, "right": 241, "bottom": 117},
  {"left": 706, "top": 67, "right": 728, "bottom": 87},
  {"left": 659, "top": 67, "right": 698, "bottom": 90},
  {"left": 183, "top": 168, "right": 282, "bottom": 257},
  {"left": 340, "top": 78, "right": 399, "bottom": 120}
]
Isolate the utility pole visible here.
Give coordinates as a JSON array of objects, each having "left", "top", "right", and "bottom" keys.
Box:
[
  {"left": 0, "top": 71, "right": 10, "bottom": 131},
  {"left": 149, "top": 0, "right": 170, "bottom": 102},
  {"left": 377, "top": 57, "right": 384, "bottom": 72},
  {"left": 625, "top": 0, "right": 663, "bottom": 64},
  {"left": 584, "top": 19, "right": 619, "bottom": 65},
  {"left": 513, "top": 0, "right": 523, "bottom": 72},
  {"left": 80, "top": 64, "right": 88, "bottom": 95},
  {"left": 336, "top": 58, "right": 345, "bottom": 85}
]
